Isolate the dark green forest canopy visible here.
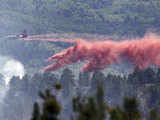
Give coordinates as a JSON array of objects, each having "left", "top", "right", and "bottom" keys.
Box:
[{"left": 1, "top": 0, "right": 160, "bottom": 36}]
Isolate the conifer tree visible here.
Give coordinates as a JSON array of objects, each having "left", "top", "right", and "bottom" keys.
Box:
[
  {"left": 72, "top": 83, "right": 106, "bottom": 120},
  {"left": 148, "top": 109, "right": 160, "bottom": 120},
  {"left": 78, "top": 71, "right": 90, "bottom": 87},
  {"left": 107, "top": 97, "right": 141, "bottom": 120},
  {"left": 96, "top": 83, "right": 106, "bottom": 120},
  {"left": 40, "top": 88, "right": 61, "bottom": 120},
  {"left": 123, "top": 97, "right": 141, "bottom": 120},
  {"left": 90, "top": 71, "right": 105, "bottom": 95},
  {"left": 60, "top": 68, "right": 75, "bottom": 98},
  {"left": 31, "top": 102, "right": 40, "bottom": 120},
  {"left": 30, "top": 84, "right": 62, "bottom": 120}
]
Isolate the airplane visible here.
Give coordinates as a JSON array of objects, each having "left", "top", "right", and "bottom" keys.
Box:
[
  {"left": 16, "top": 29, "right": 28, "bottom": 38},
  {"left": 5, "top": 29, "right": 28, "bottom": 39}
]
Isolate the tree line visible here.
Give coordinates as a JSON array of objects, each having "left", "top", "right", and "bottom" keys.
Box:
[
  {"left": 1, "top": 67, "right": 160, "bottom": 120},
  {"left": 31, "top": 80, "right": 160, "bottom": 120}
]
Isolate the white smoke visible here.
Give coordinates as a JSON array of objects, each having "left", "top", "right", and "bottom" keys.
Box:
[
  {"left": 0, "top": 56, "right": 25, "bottom": 104},
  {"left": 0, "top": 56, "right": 25, "bottom": 85}
]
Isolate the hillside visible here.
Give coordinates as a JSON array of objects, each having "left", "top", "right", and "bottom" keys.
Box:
[{"left": 0, "top": 0, "right": 160, "bottom": 37}]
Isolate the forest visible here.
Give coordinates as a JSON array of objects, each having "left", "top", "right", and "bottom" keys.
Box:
[
  {"left": 0, "top": 67, "right": 160, "bottom": 120},
  {"left": 0, "top": 0, "right": 160, "bottom": 120},
  {"left": 1, "top": 0, "right": 160, "bottom": 36}
]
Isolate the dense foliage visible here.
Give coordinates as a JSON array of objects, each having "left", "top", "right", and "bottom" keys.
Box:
[
  {"left": 1, "top": 0, "right": 160, "bottom": 36},
  {"left": 0, "top": 67, "right": 160, "bottom": 120},
  {"left": 30, "top": 79, "right": 160, "bottom": 120}
]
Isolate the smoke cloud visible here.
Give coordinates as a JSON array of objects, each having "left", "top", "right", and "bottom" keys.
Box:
[
  {"left": 0, "top": 57, "right": 25, "bottom": 84},
  {"left": 21, "top": 33, "right": 160, "bottom": 72}
]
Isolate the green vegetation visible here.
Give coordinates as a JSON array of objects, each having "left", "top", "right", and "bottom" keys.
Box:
[
  {"left": 30, "top": 79, "right": 160, "bottom": 120},
  {"left": 1, "top": 0, "right": 160, "bottom": 36},
  {"left": 1, "top": 67, "right": 160, "bottom": 120}
]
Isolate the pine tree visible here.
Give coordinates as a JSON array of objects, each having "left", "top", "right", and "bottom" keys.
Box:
[
  {"left": 30, "top": 83, "right": 62, "bottom": 120},
  {"left": 72, "top": 83, "right": 106, "bottom": 120},
  {"left": 90, "top": 71, "right": 105, "bottom": 95},
  {"left": 40, "top": 89, "right": 61, "bottom": 120},
  {"left": 123, "top": 97, "right": 141, "bottom": 120},
  {"left": 42, "top": 72, "right": 58, "bottom": 89},
  {"left": 78, "top": 71, "right": 90, "bottom": 87},
  {"left": 107, "top": 97, "right": 141, "bottom": 120},
  {"left": 148, "top": 109, "right": 160, "bottom": 120},
  {"left": 60, "top": 68, "right": 75, "bottom": 98},
  {"left": 96, "top": 83, "right": 106, "bottom": 120},
  {"left": 31, "top": 102, "right": 40, "bottom": 120}
]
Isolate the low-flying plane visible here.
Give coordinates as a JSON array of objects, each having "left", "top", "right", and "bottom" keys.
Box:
[
  {"left": 16, "top": 29, "right": 28, "bottom": 38},
  {"left": 5, "top": 29, "right": 28, "bottom": 39}
]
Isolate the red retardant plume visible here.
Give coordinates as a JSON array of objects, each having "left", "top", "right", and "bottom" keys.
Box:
[
  {"left": 21, "top": 33, "right": 160, "bottom": 72},
  {"left": 44, "top": 34, "right": 160, "bottom": 72},
  {"left": 22, "top": 37, "right": 76, "bottom": 43}
]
